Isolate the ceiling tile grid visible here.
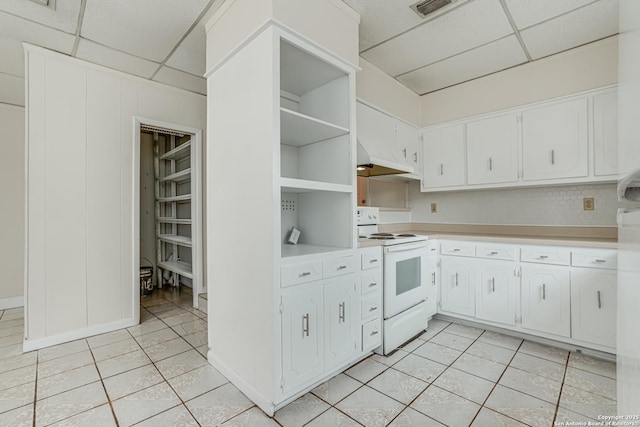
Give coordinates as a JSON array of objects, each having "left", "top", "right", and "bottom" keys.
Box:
[
  {"left": 75, "top": 39, "right": 160, "bottom": 79},
  {"left": 0, "top": 0, "right": 82, "bottom": 33},
  {"left": 360, "top": 0, "right": 514, "bottom": 77},
  {"left": 153, "top": 66, "right": 207, "bottom": 94},
  {"left": 503, "top": 0, "right": 597, "bottom": 30},
  {"left": 397, "top": 35, "right": 528, "bottom": 94},
  {"left": 81, "top": 0, "right": 210, "bottom": 63}
]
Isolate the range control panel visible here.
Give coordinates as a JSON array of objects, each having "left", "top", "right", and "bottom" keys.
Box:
[{"left": 356, "top": 207, "right": 380, "bottom": 225}]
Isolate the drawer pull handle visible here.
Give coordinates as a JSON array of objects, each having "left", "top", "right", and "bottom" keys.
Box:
[
  {"left": 369, "top": 259, "right": 378, "bottom": 263},
  {"left": 491, "top": 278, "right": 495, "bottom": 293},
  {"left": 490, "top": 251, "right": 498, "bottom": 255},
  {"left": 440, "top": 164, "right": 444, "bottom": 175},
  {"left": 299, "top": 272, "right": 311, "bottom": 277},
  {"left": 597, "top": 290, "right": 602, "bottom": 309},
  {"left": 453, "top": 248, "right": 460, "bottom": 252},
  {"left": 538, "top": 255, "right": 549, "bottom": 259},
  {"left": 551, "top": 149, "right": 555, "bottom": 165},
  {"left": 337, "top": 265, "right": 348, "bottom": 270},
  {"left": 369, "top": 306, "right": 378, "bottom": 312},
  {"left": 431, "top": 272, "right": 436, "bottom": 285},
  {"left": 302, "top": 314, "right": 309, "bottom": 337},
  {"left": 595, "top": 259, "right": 606, "bottom": 263},
  {"left": 489, "top": 157, "right": 493, "bottom": 171},
  {"left": 455, "top": 273, "right": 459, "bottom": 287},
  {"left": 370, "top": 330, "right": 379, "bottom": 336},
  {"left": 542, "top": 284, "right": 546, "bottom": 300},
  {"left": 369, "top": 282, "right": 377, "bottom": 287}
]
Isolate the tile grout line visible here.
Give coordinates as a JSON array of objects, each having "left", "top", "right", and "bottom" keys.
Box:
[
  {"left": 31, "top": 347, "right": 38, "bottom": 427},
  {"left": 551, "top": 351, "right": 571, "bottom": 426}
]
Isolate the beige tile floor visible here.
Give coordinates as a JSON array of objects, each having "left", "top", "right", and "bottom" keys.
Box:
[{"left": 0, "top": 288, "right": 617, "bottom": 426}]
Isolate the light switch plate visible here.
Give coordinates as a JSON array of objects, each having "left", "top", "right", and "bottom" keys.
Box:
[{"left": 430, "top": 203, "right": 437, "bottom": 213}]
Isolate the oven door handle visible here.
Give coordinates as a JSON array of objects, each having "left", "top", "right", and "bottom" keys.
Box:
[{"left": 384, "top": 241, "right": 429, "bottom": 253}]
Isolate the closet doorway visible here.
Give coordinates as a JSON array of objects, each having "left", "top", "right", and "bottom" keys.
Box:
[{"left": 135, "top": 117, "right": 203, "bottom": 312}]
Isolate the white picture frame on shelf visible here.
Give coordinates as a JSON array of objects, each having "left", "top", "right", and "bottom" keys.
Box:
[{"left": 288, "top": 227, "right": 301, "bottom": 244}]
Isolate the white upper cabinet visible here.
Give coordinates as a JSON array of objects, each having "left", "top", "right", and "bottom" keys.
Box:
[
  {"left": 421, "top": 124, "right": 465, "bottom": 190},
  {"left": 466, "top": 113, "right": 519, "bottom": 185},
  {"left": 395, "top": 119, "right": 420, "bottom": 172},
  {"left": 522, "top": 98, "right": 588, "bottom": 181},
  {"left": 593, "top": 90, "right": 618, "bottom": 177}
]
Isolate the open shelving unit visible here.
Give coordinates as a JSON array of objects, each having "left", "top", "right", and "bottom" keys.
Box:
[
  {"left": 153, "top": 133, "right": 194, "bottom": 287},
  {"left": 279, "top": 40, "right": 355, "bottom": 258}
]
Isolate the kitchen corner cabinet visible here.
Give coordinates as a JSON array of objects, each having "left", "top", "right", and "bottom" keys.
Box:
[
  {"left": 521, "top": 266, "right": 571, "bottom": 338},
  {"left": 571, "top": 269, "right": 617, "bottom": 348},
  {"left": 475, "top": 260, "right": 517, "bottom": 326},
  {"left": 522, "top": 98, "right": 588, "bottom": 181},
  {"left": 421, "top": 124, "right": 465, "bottom": 190},
  {"left": 466, "top": 113, "right": 519, "bottom": 185},
  {"left": 440, "top": 256, "right": 475, "bottom": 317}
]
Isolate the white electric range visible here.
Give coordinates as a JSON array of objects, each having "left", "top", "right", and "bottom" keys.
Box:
[{"left": 356, "top": 207, "right": 431, "bottom": 354}]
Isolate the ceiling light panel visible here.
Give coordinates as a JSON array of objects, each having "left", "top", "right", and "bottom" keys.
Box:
[
  {"left": 503, "top": 0, "right": 597, "bottom": 30},
  {"left": 75, "top": 39, "right": 160, "bottom": 79},
  {"left": 343, "top": 0, "right": 470, "bottom": 51},
  {"left": 360, "top": 0, "right": 513, "bottom": 77},
  {"left": 397, "top": 35, "right": 527, "bottom": 94},
  {"left": 520, "top": 0, "right": 618, "bottom": 60},
  {"left": 0, "top": 0, "right": 81, "bottom": 33},
  {"left": 81, "top": 0, "right": 210, "bottom": 62}
]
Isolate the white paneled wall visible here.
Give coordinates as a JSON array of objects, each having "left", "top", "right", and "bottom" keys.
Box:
[
  {"left": 0, "top": 104, "right": 25, "bottom": 309},
  {"left": 24, "top": 45, "right": 206, "bottom": 350},
  {"left": 409, "top": 182, "right": 618, "bottom": 226}
]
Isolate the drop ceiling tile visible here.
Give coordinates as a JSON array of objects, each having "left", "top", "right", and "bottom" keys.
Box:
[
  {"left": 360, "top": 0, "right": 513, "bottom": 77},
  {"left": 165, "top": 1, "right": 225, "bottom": 77},
  {"left": 504, "top": 0, "right": 596, "bottom": 30},
  {"left": 397, "top": 36, "right": 527, "bottom": 94},
  {"left": 343, "top": 0, "right": 471, "bottom": 52},
  {"left": 75, "top": 39, "right": 160, "bottom": 78},
  {"left": 0, "top": 0, "right": 81, "bottom": 33},
  {"left": 81, "top": 0, "right": 210, "bottom": 62},
  {"left": 0, "top": 38, "right": 26, "bottom": 77},
  {"left": 0, "top": 12, "right": 75, "bottom": 56},
  {"left": 153, "top": 66, "right": 206, "bottom": 95},
  {"left": 520, "top": 0, "right": 618, "bottom": 60},
  {"left": 0, "top": 72, "right": 25, "bottom": 106}
]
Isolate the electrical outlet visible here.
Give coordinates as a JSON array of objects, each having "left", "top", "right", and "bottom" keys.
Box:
[
  {"left": 430, "top": 203, "right": 437, "bottom": 213},
  {"left": 583, "top": 197, "right": 594, "bottom": 211}
]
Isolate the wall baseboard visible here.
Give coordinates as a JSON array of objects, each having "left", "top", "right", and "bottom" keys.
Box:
[{"left": 0, "top": 296, "right": 24, "bottom": 310}]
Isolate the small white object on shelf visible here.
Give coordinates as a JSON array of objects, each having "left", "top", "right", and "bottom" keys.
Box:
[{"left": 288, "top": 227, "right": 300, "bottom": 244}]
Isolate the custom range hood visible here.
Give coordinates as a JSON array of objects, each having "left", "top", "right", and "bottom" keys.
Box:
[{"left": 357, "top": 139, "right": 414, "bottom": 177}]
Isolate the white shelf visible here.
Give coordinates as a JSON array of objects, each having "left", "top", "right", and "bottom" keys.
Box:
[
  {"left": 280, "top": 177, "right": 353, "bottom": 194},
  {"left": 158, "top": 194, "right": 191, "bottom": 203},
  {"left": 280, "top": 108, "right": 348, "bottom": 147},
  {"left": 281, "top": 243, "right": 348, "bottom": 258},
  {"left": 159, "top": 234, "right": 192, "bottom": 247},
  {"left": 160, "top": 141, "right": 191, "bottom": 160},
  {"left": 160, "top": 168, "right": 191, "bottom": 183},
  {"left": 157, "top": 217, "right": 192, "bottom": 225},
  {"left": 158, "top": 260, "right": 192, "bottom": 279}
]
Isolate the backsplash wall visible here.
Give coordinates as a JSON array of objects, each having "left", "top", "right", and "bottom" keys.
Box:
[{"left": 409, "top": 182, "right": 619, "bottom": 226}]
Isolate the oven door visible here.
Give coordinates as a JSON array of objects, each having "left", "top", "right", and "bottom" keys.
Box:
[{"left": 383, "top": 241, "right": 428, "bottom": 318}]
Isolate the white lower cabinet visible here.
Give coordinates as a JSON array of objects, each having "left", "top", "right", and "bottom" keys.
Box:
[
  {"left": 440, "top": 257, "right": 475, "bottom": 317},
  {"left": 521, "top": 266, "right": 571, "bottom": 338},
  {"left": 571, "top": 269, "right": 617, "bottom": 348},
  {"left": 281, "top": 285, "right": 324, "bottom": 394},
  {"left": 475, "top": 260, "right": 517, "bottom": 326},
  {"left": 358, "top": 246, "right": 382, "bottom": 352},
  {"left": 324, "top": 277, "right": 358, "bottom": 371}
]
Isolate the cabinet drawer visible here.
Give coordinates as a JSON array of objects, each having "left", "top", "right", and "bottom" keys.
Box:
[
  {"left": 281, "top": 261, "right": 323, "bottom": 287},
  {"left": 441, "top": 241, "right": 475, "bottom": 257},
  {"left": 521, "top": 247, "right": 570, "bottom": 265},
  {"left": 361, "top": 294, "right": 381, "bottom": 320},
  {"left": 324, "top": 255, "right": 355, "bottom": 278},
  {"left": 426, "top": 240, "right": 438, "bottom": 255},
  {"left": 361, "top": 251, "right": 381, "bottom": 270},
  {"left": 362, "top": 319, "right": 381, "bottom": 351},
  {"left": 476, "top": 244, "right": 516, "bottom": 261},
  {"left": 572, "top": 249, "right": 617, "bottom": 270},
  {"left": 361, "top": 270, "right": 381, "bottom": 295}
]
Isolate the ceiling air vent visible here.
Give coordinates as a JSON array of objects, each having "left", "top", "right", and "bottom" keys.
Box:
[{"left": 410, "top": 0, "right": 453, "bottom": 18}]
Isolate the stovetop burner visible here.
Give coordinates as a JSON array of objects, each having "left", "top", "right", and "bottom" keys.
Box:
[
  {"left": 369, "top": 236, "right": 396, "bottom": 240},
  {"left": 371, "top": 233, "right": 394, "bottom": 237}
]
